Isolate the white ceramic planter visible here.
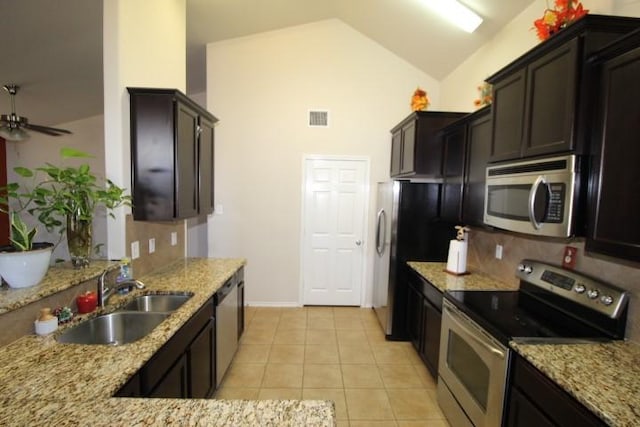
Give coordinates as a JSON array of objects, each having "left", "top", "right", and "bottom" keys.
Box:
[{"left": 0, "top": 243, "right": 53, "bottom": 288}]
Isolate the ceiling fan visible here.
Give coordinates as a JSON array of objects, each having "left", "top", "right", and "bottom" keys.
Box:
[{"left": 0, "top": 84, "right": 72, "bottom": 142}]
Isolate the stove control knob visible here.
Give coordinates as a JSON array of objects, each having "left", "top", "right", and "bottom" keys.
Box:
[
  {"left": 518, "top": 264, "right": 533, "bottom": 274},
  {"left": 600, "top": 295, "right": 614, "bottom": 306},
  {"left": 587, "top": 289, "right": 599, "bottom": 300},
  {"left": 574, "top": 283, "right": 586, "bottom": 294}
]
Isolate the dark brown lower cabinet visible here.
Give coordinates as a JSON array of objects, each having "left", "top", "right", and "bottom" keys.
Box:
[
  {"left": 421, "top": 299, "right": 441, "bottom": 376},
  {"left": 407, "top": 282, "right": 422, "bottom": 351},
  {"left": 505, "top": 353, "right": 606, "bottom": 427},
  {"left": 115, "top": 298, "right": 216, "bottom": 398},
  {"left": 188, "top": 318, "right": 215, "bottom": 398},
  {"left": 149, "top": 354, "right": 188, "bottom": 398},
  {"left": 114, "top": 372, "right": 141, "bottom": 397},
  {"left": 407, "top": 269, "right": 443, "bottom": 378}
]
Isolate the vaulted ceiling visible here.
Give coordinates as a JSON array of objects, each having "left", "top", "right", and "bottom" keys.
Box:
[{"left": 0, "top": 0, "right": 535, "bottom": 128}]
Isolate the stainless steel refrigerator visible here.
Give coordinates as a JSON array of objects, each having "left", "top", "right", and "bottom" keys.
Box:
[{"left": 373, "top": 181, "right": 451, "bottom": 340}]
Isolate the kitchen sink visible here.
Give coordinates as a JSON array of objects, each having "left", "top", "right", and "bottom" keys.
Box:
[
  {"left": 56, "top": 312, "right": 169, "bottom": 345},
  {"left": 118, "top": 294, "right": 192, "bottom": 313}
]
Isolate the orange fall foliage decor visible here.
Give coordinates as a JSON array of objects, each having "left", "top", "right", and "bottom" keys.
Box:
[
  {"left": 474, "top": 82, "right": 492, "bottom": 108},
  {"left": 533, "top": 0, "right": 589, "bottom": 41},
  {"left": 411, "top": 87, "right": 430, "bottom": 111}
]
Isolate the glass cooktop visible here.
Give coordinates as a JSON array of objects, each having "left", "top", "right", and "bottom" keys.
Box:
[{"left": 444, "top": 290, "right": 614, "bottom": 346}]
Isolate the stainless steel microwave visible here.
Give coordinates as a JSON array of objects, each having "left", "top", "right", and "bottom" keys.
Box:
[{"left": 484, "top": 154, "right": 578, "bottom": 237}]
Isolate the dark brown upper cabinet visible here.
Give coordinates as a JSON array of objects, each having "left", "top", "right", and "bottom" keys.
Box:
[
  {"left": 439, "top": 107, "right": 491, "bottom": 225},
  {"left": 462, "top": 107, "right": 492, "bottom": 227},
  {"left": 390, "top": 111, "right": 466, "bottom": 179},
  {"left": 487, "top": 15, "right": 640, "bottom": 163},
  {"left": 128, "top": 88, "right": 218, "bottom": 221},
  {"left": 440, "top": 122, "right": 466, "bottom": 222},
  {"left": 199, "top": 116, "right": 216, "bottom": 216},
  {"left": 586, "top": 29, "right": 640, "bottom": 262}
]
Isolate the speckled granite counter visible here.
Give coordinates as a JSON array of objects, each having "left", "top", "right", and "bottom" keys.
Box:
[
  {"left": 511, "top": 341, "right": 640, "bottom": 427},
  {"left": 0, "top": 260, "right": 119, "bottom": 314},
  {"left": 0, "top": 258, "right": 335, "bottom": 426},
  {"left": 407, "top": 261, "right": 518, "bottom": 292}
]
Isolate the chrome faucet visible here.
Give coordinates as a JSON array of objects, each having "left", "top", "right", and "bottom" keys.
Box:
[{"left": 97, "top": 269, "right": 146, "bottom": 307}]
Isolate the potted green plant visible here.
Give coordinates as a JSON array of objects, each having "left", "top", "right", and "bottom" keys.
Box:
[
  {"left": 0, "top": 148, "right": 131, "bottom": 286},
  {"left": 0, "top": 212, "right": 54, "bottom": 288}
]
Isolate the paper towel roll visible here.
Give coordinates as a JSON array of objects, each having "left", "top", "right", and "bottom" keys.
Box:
[{"left": 446, "top": 239, "right": 468, "bottom": 274}]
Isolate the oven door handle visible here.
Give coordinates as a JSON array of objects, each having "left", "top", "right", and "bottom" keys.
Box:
[{"left": 444, "top": 305, "right": 506, "bottom": 360}]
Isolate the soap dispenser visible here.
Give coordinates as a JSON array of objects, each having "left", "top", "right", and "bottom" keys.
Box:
[{"left": 34, "top": 308, "right": 58, "bottom": 335}]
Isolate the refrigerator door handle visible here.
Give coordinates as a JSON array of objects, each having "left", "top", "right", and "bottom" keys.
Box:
[{"left": 376, "top": 209, "right": 386, "bottom": 256}]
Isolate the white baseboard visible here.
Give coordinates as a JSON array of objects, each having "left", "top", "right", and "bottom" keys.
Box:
[
  {"left": 245, "top": 301, "right": 373, "bottom": 308},
  {"left": 245, "top": 301, "right": 301, "bottom": 307}
]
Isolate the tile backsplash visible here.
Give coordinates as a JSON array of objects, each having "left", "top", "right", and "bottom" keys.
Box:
[
  {"left": 125, "top": 215, "right": 185, "bottom": 277},
  {"left": 466, "top": 228, "right": 640, "bottom": 343}
]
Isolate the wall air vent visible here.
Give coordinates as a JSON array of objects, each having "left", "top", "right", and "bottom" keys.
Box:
[{"left": 308, "top": 110, "right": 329, "bottom": 127}]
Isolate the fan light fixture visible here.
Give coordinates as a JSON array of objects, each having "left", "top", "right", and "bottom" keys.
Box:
[
  {"left": 0, "top": 84, "right": 72, "bottom": 141},
  {"left": 0, "top": 126, "right": 29, "bottom": 142},
  {"left": 424, "top": 0, "right": 483, "bottom": 33}
]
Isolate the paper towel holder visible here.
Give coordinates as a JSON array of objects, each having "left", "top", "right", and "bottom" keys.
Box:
[{"left": 445, "top": 225, "right": 471, "bottom": 276}]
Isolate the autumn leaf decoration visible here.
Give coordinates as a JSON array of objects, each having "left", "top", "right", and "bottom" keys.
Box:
[
  {"left": 411, "top": 87, "right": 430, "bottom": 112},
  {"left": 533, "top": 0, "right": 589, "bottom": 41},
  {"left": 474, "top": 82, "right": 492, "bottom": 108}
]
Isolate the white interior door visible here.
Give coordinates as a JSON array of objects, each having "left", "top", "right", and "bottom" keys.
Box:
[{"left": 302, "top": 157, "right": 368, "bottom": 306}]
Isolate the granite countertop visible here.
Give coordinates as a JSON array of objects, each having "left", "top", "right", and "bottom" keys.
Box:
[
  {"left": 511, "top": 341, "right": 640, "bottom": 427},
  {"left": 0, "top": 260, "right": 120, "bottom": 314},
  {"left": 407, "top": 261, "right": 518, "bottom": 292},
  {"left": 0, "top": 258, "right": 335, "bottom": 426}
]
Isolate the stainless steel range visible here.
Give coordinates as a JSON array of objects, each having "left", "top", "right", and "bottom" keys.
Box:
[{"left": 437, "top": 260, "right": 629, "bottom": 427}]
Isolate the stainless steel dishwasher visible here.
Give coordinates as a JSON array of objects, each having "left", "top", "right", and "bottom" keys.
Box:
[{"left": 215, "top": 278, "right": 239, "bottom": 387}]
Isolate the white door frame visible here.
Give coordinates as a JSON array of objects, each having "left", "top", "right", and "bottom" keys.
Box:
[{"left": 299, "top": 154, "right": 371, "bottom": 307}]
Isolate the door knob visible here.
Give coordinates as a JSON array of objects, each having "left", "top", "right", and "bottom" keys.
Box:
[{"left": 356, "top": 240, "right": 362, "bottom": 246}]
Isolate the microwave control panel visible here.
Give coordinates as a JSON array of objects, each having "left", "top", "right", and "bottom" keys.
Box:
[{"left": 545, "top": 183, "right": 565, "bottom": 223}]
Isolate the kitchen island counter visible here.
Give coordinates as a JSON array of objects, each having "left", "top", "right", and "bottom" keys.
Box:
[
  {"left": 407, "top": 261, "right": 518, "bottom": 292},
  {"left": 0, "top": 258, "right": 334, "bottom": 426},
  {"left": 511, "top": 340, "right": 640, "bottom": 427}
]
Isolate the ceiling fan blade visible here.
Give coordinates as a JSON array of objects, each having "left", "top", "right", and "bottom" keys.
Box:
[{"left": 23, "top": 123, "right": 72, "bottom": 136}]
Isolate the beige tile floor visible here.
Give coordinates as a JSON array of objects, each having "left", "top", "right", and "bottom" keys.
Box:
[{"left": 215, "top": 306, "right": 451, "bottom": 427}]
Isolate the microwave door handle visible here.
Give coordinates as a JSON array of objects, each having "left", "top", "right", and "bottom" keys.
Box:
[{"left": 528, "top": 176, "right": 548, "bottom": 230}]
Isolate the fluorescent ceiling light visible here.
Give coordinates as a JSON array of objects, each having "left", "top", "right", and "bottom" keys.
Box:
[{"left": 423, "top": 0, "right": 483, "bottom": 33}]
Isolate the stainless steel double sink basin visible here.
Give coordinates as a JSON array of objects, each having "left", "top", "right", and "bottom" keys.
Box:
[{"left": 56, "top": 294, "right": 192, "bottom": 346}]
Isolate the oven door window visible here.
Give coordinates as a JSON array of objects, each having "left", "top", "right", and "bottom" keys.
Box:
[{"left": 447, "top": 330, "right": 490, "bottom": 410}]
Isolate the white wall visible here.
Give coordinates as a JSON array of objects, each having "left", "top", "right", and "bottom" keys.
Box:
[
  {"left": 440, "top": 0, "right": 621, "bottom": 110},
  {"left": 103, "top": 0, "right": 186, "bottom": 259},
  {"left": 5, "top": 115, "right": 106, "bottom": 262},
  {"left": 207, "top": 19, "right": 443, "bottom": 305},
  {"left": 613, "top": 0, "right": 640, "bottom": 15}
]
